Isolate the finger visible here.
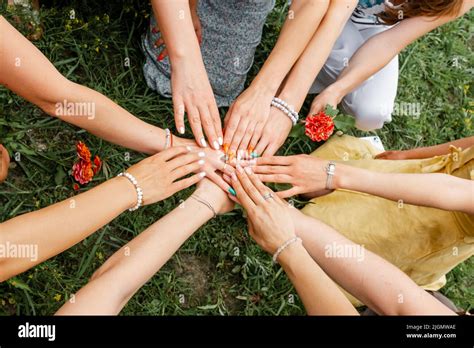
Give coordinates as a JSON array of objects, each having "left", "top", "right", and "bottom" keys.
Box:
[
  {"left": 209, "top": 101, "right": 223, "bottom": 146},
  {"left": 158, "top": 146, "right": 190, "bottom": 162},
  {"left": 229, "top": 119, "right": 250, "bottom": 155},
  {"left": 275, "top": 187, "right": 300, "bottom": 199},
  {"left": 262, "top": 142, "right": 281, "bottom": 157},
  {"left": 199, "top": 104, "right": 219, "bottom": 150},
  {"left": 253, "top": 165, "right": 289, "bottom": 175},
  {"left": 171, "top": 159, "right": 205, "bottom": 181},
  {"left": 309, "top": 101, "right": 324, "bottom": 117},
  {"left": 256, "top": 156, "right": 292, "bottom": 166},
  {"left": 187, "top": 104, "right": 207, "bottom": 147},
  {"left": 173, "top": 95, "right": 186, "bottom": 135},
  {"left": 168, "top": 151, "right": 204, "bottom": 170},
  {"left": 235, "top": 165, "right": 266, "bottom": 205},
  {"left": 159, "top": 47, "right": 168, "bottom": 60},
  {"left": 244, "top": 166, "right": 275, "bottom": 200},
  {"left": 256, "top": 174, "right": 293, "bottom": 184},
  {"left": 207, "top": 171, "right": 233, "bottom": 193},
  {"left": 222, "top": 105, "right": 241, "bottom": 149},
  {"left": 172, "top": 172, "right": 206, "bottom": 193},
  {"left": 220, "top": 162, "right": 235, "bottom": 176},
  {"left": 223, "top": 103, "right": 234, "bottom": 132},
  {"left": 248, "top": 122, "right": 265, "bottom": 153},
  {"left": 254, "top": 136, "right": 270, "bottom": 157},
  {"left": 374, "top": 152, "right": 388, "bottom": 159},
  {"left": 230, "top": 171, "right": 255, "bottom": 210},
  {"left": 223, "top": 173, "right": 232, "bottom": 184},
  {"left": 237, "top": 122, "right": 255, "bottom": 155}
]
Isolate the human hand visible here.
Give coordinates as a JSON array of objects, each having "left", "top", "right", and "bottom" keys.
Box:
[
  {"left": 230, "top": 165, "right": 296, "bottom": 254},
  {"left": 252, "top": 155, "right": 333, "bottom": 198},
  {"left": 0, "top": 144, "right": 10, "bottom": 183},
  {"left": 223, "top": 85, "right": 274, "bottom": 156},
  {"left": 125, "top": 146, "right": 206, "bottom": 206},
  {"left": 194, "top": 177, "right": 235, "bottom": 215},
  {"left": 308, "top": 85, "right": 342, "bottom": 117},
  {"left": 374, "top": 150, "right": 407, "bottom": 160},
  {"left": 254, "top": 106, "right": 293, "bottom": 157},
  {"left": 171, "top": 58, "right": 223, "bottom": 150}
]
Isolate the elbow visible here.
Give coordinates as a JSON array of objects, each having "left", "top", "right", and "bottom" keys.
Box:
[{"left": 36, "top": 79, "right": 78, "bottom": 118}]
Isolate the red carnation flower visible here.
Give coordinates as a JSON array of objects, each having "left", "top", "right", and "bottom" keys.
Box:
[
  {"left": 305, "top": 111, "right": 335, "bottom": 142},
  {"left": 76, "top": 141, "right": 91, "bottom": 162},
  {"left": 72, "top": 142, "right": 101, "bottom": 186}
]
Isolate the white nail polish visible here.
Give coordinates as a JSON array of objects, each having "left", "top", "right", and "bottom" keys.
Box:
[
  {"left": 218, "top": 137, "right": 223, "bottom": 146},
  {"left": 198, "top": 159, "right": 205, "bottom": 165},
  {"left": 186, "top": 146, "right": 192, "bottom": 152},
  {"left": 198, "top": 152, "right": 206, "bottom": 157},
  {"left": 199, "top": 171, "right": 206, "bottom": 178},
  {"left": 179, "top": 127, "right": 185, "bottom": 134},
  {"left": 200, "top": 138, "right": 207, "bottom": 147},
  {"left": 213, "top": 140, "right": 219, "bottom": 150}
]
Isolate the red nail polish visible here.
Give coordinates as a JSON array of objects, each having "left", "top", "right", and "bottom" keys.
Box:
[
  {"left": 157, "top": 54, "right": 164, "bottom": 61},
  {"left": 152, "top": 27, "right": 159, "bottom": 34}
]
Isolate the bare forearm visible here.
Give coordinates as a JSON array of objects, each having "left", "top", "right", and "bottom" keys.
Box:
[
  {"left": 335, "top": 164, "right": 474, "bottom": 214},
  {"left": 279, "top": 242, "right": 357, "bottom": 315},
  {"left": 56, "top": 196, "right": 213, "bottom": 315},
  {"left": 0, "top": 177, "right": 135, "bottom": 281},
  {"left": 401, "top": 137, "right": 474, "bottom": 159},
  {"left": 278, "top": 0, "right": 357, "bottom": 109},
  {"left": 291, "top": 210, "right": 454, "bottom": 315},
  {"left": 151, "top": 0, "right": 200, "bottom": 60},
  {"left": 251, "top": 0, "right": 330, "bottom": 93}
]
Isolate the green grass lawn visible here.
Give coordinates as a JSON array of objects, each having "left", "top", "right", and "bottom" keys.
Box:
[{"left": 0, "top": 0, "right": 472, "bottom": 315}]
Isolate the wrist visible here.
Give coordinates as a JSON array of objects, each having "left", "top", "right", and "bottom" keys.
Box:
[
  {"left": 249, "top": 75, "right": 281, "bottom": 96},
  {"left": 113, "top": 176, "right": 140, "bottom": 211},
  {"left": 193, "top": 188, "right": 226, "bottom": 215},
  {"left": 277, "top": 240, "right": 306, "bottom": 268},
  {"left": 325, "top": 82, "right": 345, "bottom": 104}
]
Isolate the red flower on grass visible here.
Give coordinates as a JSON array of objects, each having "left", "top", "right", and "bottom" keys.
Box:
[
  {"left": 305, "top": 111, "right": 335, "bottom": 142},
  {"left": 72, "top": 141, "right": 102, "bottom": 185}
]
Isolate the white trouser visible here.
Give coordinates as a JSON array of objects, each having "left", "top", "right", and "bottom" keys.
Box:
[{"left": 310, "top": 20, "right": 399, "bottom": 131}]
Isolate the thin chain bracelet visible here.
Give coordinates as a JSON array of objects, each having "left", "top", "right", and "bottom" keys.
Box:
[
  {"left": 117, "top": 172, "right": 143, "bottom": 211},
  {"left": 272, "top": 236, "right": 302, "bottom": 263},
  {"left": 190, "top": 194, "right": 217, "bottom": 218}
]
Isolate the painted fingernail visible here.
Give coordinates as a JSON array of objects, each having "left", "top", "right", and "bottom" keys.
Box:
[
  {"left": 218, "top": 137, "right": 223, "bottom": 146},
  {"left": 248, "top": 146, "right": 254, "bottom": 153},
  {"left": 199, "top": 171, "right": 206, "bottom": 178},
  {"left": 198, "top": 152, "right": 206, "bottom": 158},
  {"left": 186, "top": 146, "right": 192, "bottom": 152},
  {"left": 236, "top": 164, "right": 244, "bottom": 173},
  {"left": 228, "top": 187, "right": 236, "bottom": 196},
  {"left": 158, "top": 53, "right": 164, "bottom": 61},
  {"left": 245, "top": 166, "right": 253, "bottom": 175},
  {"left": 198, "top": 159, "right": 205, "bottom": 165},
  {"left": 179, "top": 127, "right": 185, "bottom": 134},
  {"left": 152, "top": 27, "right": 159, "bottom": 34},
  {"left": 200, "top": 138, "right": 207, "bottom": 147},
  {"left": 223, "top": 143, "right": 229, "bottom": 154},
  {"left": 213, "top": 140, "right": 219, "bottom": 150}
]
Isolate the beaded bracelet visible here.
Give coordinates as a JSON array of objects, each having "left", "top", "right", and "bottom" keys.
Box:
[
  {"left": 271, "top": 97, "right": 299, "bottom": 125},
  {"left": 117, "top": 172, "right": 143, "bottom": 211},
  {"left": 272, "top": 236, "right": 302, "bottom": 263}
]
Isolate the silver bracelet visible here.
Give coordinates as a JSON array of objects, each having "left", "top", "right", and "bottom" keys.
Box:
[
  {"left": 271, "top": 97, "right": 299, "bottom": 125},
  {"left": 325, "top": 161, "right": 336, "bottom": 190},
  {"left": 117, "top": 172, "right": 144, "bottom": 211},
  {"left": 190, "top": 194, "right": 217, "bottom": 218},
  {"left": 164, "top": 128, "right": 171, "bottom": 149},
  {"left": 272, "top": 236, "right": 302, "bottom": 263}
]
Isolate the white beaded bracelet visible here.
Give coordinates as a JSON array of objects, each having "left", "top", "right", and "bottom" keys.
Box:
[
  {"left": 271, "top": 97, "right": 299, "bottom": 125},
  {"left": 117, "top": 172, "right": 143, "bottom": 211},
  {"left": 272, "top": 236, "right": 302, "bottom": 263}
]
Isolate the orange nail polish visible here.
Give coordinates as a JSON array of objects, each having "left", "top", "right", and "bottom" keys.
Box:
[{"left": 223, "top": 143, "right": 229, "bottom": 154}]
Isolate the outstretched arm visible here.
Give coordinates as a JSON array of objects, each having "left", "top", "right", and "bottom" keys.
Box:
[
  {"left": 376, "top": 136, "right": 474, "bottom": 160},
  {"left": 55, "top": 179, "right": 233, "bottom": 315},
  {"left": 0, "top": 16, "right": 188, "bottom": 154},
  {"left": 290, "top": 209, "right": 455, "bottom": 315},
  {"left": 0, "top": 147, "right": 204, "bottom": 281},
  {"left": 254, "top": 154, "right": 474, "bottom": 214}
]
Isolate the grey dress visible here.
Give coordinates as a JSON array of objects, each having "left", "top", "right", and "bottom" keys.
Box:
[{"left": 142, "top": 0, "right": 275, "bottom": 107}]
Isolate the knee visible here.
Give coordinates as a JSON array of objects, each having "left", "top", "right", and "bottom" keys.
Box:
[{"left": 351, "top": 100, "right": 393, "bottom": 131}]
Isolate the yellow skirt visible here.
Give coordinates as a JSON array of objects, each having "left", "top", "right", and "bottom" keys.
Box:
[{"left": 301, "top": 135, "right": 474, "bottom": 306}]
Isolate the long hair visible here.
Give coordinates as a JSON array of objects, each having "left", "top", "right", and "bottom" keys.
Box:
[{"left": 378, "top": 0, "right": 464, "bottom": 25}]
